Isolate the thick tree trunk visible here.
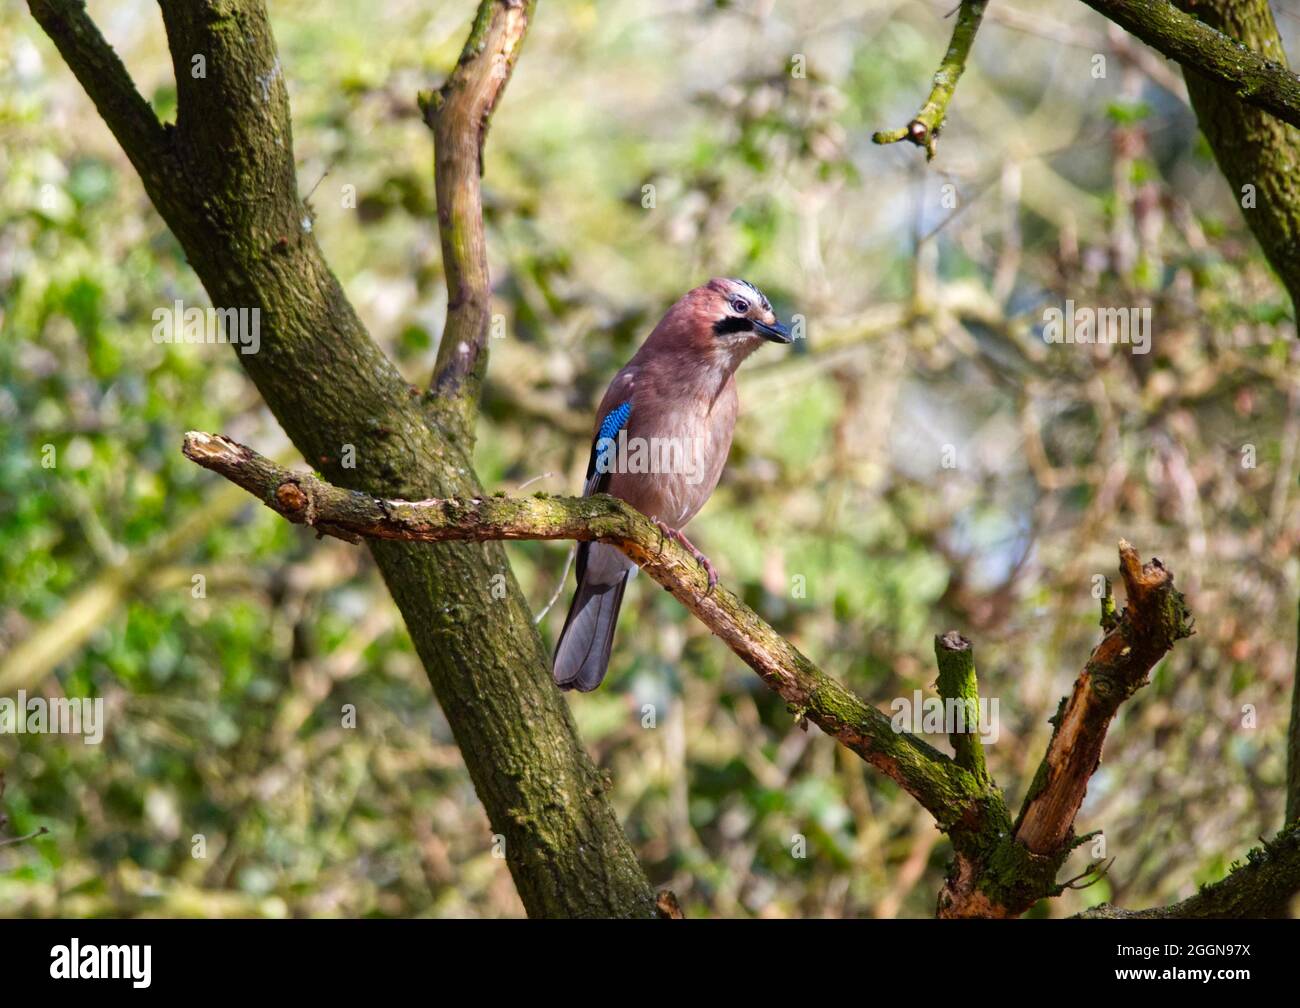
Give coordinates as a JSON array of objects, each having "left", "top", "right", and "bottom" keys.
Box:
[{"left": 28, "top": 0, "right": 657, "bottom": 918}]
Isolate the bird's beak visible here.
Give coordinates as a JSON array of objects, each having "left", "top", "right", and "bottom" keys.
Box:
[{"left": 753, "top": 318, "right": 792, "bottom": 343}]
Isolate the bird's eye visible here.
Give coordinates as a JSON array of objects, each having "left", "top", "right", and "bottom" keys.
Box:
[{"left": 731, "top": 298, "right": 750, "bottom": 314}]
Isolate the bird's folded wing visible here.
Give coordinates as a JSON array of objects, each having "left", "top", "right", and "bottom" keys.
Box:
[{"left": 583, "top": 368, "right": 637, "bottom": 497}]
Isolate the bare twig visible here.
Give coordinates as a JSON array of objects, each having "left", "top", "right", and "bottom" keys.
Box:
[
  {"left": 0, "top": 826, "right": 50, "bottom": 849},
  {"left": 873, "top": 0, "right": 989, "bottom": 160}
]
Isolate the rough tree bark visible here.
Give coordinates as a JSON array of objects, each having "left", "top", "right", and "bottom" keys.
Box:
[{"left": 1166, "top": 1, "right": 1300, "bottom": 317}]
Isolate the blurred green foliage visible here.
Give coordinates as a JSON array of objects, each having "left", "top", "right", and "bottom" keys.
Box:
[{"left": 1, "top": 0, "right": 1298, "bottom": 917}]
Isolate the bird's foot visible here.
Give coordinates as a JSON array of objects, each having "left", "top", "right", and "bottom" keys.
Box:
[{"left": 653, "top": 520, "right": 718, "bottom": 593}]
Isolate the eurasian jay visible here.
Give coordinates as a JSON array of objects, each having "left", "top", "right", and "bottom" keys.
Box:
[{"left": 553, "top": 277, "right": 792, "bottom": 692}]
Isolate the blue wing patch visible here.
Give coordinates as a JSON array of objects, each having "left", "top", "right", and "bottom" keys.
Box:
[
  {"left": 598, "top": 401, "right": 631, "bottom": 441},
  {"left": 587, "top": 401, "right": 631, "bottom": 490}
]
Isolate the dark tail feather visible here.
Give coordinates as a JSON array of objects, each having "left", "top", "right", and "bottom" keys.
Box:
[{"left": 553, "top": 568, "right": 630, "bottom": 692}]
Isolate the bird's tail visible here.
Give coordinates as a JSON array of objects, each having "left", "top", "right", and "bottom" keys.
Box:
[{"left": 553, "top": 542, "right": 633, "bottom": 692}]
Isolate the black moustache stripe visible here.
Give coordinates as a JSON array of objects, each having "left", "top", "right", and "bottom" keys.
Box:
[{"left": 713, "top": 316, "right": 754, "bottom": 335}]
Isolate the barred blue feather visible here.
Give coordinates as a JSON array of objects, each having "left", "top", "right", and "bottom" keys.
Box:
[
  {"left": 593, "top": 401, "right": 631, "bottom": 477},
  {"left": 598, "top": 401, "right": 631, "bottom": 441}
]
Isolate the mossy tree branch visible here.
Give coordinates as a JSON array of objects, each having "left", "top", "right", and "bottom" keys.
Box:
[
  {"left": 1109, "top": 0, "right": 1300, "bottom": 312},
  {"left": 181, "top": 431, "right": 981, "bottom": 826},
  {"left": 876, "top": 0, "right": 1300, "bottom": 171},
  {"left": 939, "top": 543, "right": 1192, "bottom": 918},
  {"left": 871, "top": 0, "right": 988, "bottom": 160},
  {"left": 1077, "top": 824, "right": 1300, "bottom": 918},
  {"left": 934, "top": 632, "right": 989, "bottom": 788},
  {"left": 1080, "top": 0, "right": 1300, "bottom": 131}
]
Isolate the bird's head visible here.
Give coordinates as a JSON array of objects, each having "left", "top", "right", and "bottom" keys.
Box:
[
  {"left": 699, "top": 277, "right": 792, "bottom": 347},
  {"left": 643, "top": 278, "right": 792, "bottom": 368}
]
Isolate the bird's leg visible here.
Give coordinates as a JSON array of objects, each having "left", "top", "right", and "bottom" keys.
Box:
[{"left": 653, "top": 519, "right": 718, "bottom": 592}]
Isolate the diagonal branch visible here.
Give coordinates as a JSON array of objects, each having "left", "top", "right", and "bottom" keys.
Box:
[
  {"left": 420, "top": 0, "right": 535, "bottom": 434},
  {"left": 1079, "top": 0, "right": 1300, "bottom": 131},
  {"left": 181, "top": 430, "right": 982, "bottom": 827},
  {"left": 183, "top": 431, "right": 1207, "bottom": 918},
  {"left": 872, "top": 0, "right": 989, "bottom": 160},
  {"left": 1014, "top": 542, "right": 1194, "bottom": 856}
]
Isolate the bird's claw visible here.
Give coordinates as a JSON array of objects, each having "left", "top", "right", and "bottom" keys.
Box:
[
  {"left": 699, "top": 556, "right": 719, "bottom": 594},
  {"left": 654, "top": 520, "right": 717, "bottom": 593}
]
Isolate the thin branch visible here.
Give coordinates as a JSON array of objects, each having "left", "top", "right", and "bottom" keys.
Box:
[
  {"left": 420, "top": 0, "right": 535, "bottom": 433},
  {"left": 1058, "top": 856, "right": 1115, "bottom": 891},
  {"left": 0, "top": 826, "right": 50, "bottom": 850},
  {"left": 873, "top": 0, "right": 989, "bottom": 160},
  {"left": 1014, "top": 541, "right": 1194, "bottom": 856},
  {"left": 181, "top": 430, "right": 981, "bottom": 827},
  {"left": 1079, "top": 0, "right": 1300, "bottom": 130}
]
